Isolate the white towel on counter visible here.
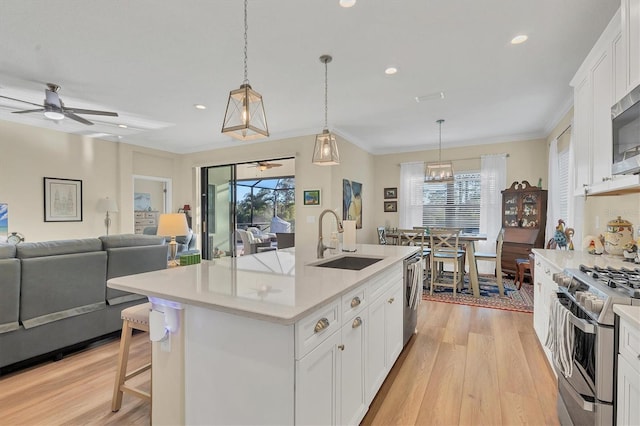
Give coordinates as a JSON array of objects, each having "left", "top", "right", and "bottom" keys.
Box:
[
  {"left": 545, "top": 294, "right": 574, "bottom": 378},
  {"left": 408, "top": 261, "right": 422, "bottom": 310}
]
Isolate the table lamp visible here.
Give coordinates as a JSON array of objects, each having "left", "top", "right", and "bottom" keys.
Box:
[
  {"left": 97, "top": 197, "right": 119, "bottom": 235},
  {"left": 157, "top": 213, "right": 189, "bottom": 266}
]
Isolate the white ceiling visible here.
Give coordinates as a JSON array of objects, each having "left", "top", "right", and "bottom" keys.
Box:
[{"left": 0, "top": 0, "right": 620, "bottom": 155}]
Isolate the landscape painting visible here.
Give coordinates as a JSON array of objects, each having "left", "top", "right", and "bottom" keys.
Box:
[{"left": 0, "top": 203, "right": 7, "bottom": 242}]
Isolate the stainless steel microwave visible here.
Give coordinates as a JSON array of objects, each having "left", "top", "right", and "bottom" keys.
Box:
[{"left": 612, "top": 84, "right": 640, "bottom": 175}]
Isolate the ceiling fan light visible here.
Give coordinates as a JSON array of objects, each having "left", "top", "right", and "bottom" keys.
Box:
[
  {"left": 221, "top": 83, "right": 269, "bottom": 141},
  {"left": 313, "top": 129, "right": 340, "bottom": 165},
  {"left": 44, "top": 110, "right": 65, "bottom": 120}
]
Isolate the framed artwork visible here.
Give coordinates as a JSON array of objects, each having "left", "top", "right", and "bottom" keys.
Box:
[
  {"left": 0, "top": 203, "right": 7, "bottom": 242},
  {"left": 343, "top": 179, "right": 363, "bottom": 229},
  {"left": 44, "top": 177, "right": 83, "bottom": 222},
  {"left": 303, "top": 189, "right": 321, "bottom": 206},
  {"left": 384, "top": 201, "right": 397, "bottom": 212},
  {"left": 384, "top": 187, "right": 397, "bottom": 199},
  {"left": 134, "top": 192, "right": 152, "bottom": 211}
]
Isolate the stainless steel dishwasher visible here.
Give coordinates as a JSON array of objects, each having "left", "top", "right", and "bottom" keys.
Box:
[{"left": 403, "top": 252, "right": 422, "bottom": 346}]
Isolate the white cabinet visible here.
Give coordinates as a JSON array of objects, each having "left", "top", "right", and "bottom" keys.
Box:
[
  {"left": 623, "top": 0, "right": 640, "bottom": 92},
  {"left": 617, "top": 317, "right": 640, "bottom": 426},
  {"left": 296, "top": 263, "right": 403, "bottom": 425},
  {"left": 532, "top": 254, "right": 559, "bottom": 373},
  {"left": 134, "top": 210, "right": 158, "bottom": 234},
  {"left": 296, "top": 331, "right": 342, "bottom": 426},
  {"left": 571, "top": 9, "right": 622, "bottom": 193}
]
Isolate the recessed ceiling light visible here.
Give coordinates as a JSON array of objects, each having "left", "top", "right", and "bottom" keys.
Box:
[
  {"left": 118, "top": 124, "right": 128, "bottom": 129},
  {"left": 194, "top": 104, "right": 207, "bottom": 110},
  {"left": 511, "top": 35, "right": 528, "bottom": 45},
  {"left": 339, "top": 0, "right": 356, "bottom": 8},
  {"left": 385, "top": 67, "right": 398, "bottom": 75}
]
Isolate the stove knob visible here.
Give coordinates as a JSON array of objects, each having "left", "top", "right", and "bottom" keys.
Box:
[{"left": 591, "top": 299, "right": 604, "bottom": 314}]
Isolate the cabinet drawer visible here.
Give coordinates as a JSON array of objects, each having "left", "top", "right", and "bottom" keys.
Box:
[
  {"left": 134, "top": 211, "right": 145, "bottom": 219},
  {"left": 366, "top": 264, "right": 402, "bottom": 302},
  {"left": 341, "top": 283, "right": 367, "bottom": 324},
  {"left": 144, "top": 212, "right": 157, "bottom": 219},
  {"left": 620, "top": 318, "right": 640, "bottom": 372},
  {"left": 295, "top": 300, "right": 341, "bottom": 359},
  {"left": 136, "top": 218, "right": 156, "bottom": 226}
]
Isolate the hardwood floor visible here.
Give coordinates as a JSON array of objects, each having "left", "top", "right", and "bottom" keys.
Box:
[{"left": 0, "top": 300, "right": 558, "bottom": 425}]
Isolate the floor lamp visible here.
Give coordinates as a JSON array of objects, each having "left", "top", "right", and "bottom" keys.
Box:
[
  {"left": 157, "top": 213, "right": 189, "bottom": 266},
  {"left": 97, "top": 197, "right": 119, "bottom": 236}
]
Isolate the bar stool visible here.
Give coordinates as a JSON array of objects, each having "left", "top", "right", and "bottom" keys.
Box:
[{"left": 112, "top": 302, "right": 151, "bottom": 412}]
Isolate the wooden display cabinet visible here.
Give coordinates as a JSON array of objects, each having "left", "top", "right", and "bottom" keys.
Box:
[{"left": 501, "top": 181, "right": 548, "bottom": 276}]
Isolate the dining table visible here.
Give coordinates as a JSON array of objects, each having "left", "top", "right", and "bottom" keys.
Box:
[{"left": 384, "top": 230, "right": 487, "bottom": 297}]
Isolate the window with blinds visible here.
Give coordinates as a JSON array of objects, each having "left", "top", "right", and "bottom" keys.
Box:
[
  {"left": 557, "top": 148, "right": 570, "bottom": 222},
  {"left": 422, "top": 172, "right": 481, "bottom": 233}
]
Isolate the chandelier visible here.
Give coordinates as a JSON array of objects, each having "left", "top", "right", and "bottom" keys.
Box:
[
  {"left": 425, "top": 119, "right": 454, "bottom": 182},
  {"left": 221, "top": 0, "right": 269, "bottom": 140}
]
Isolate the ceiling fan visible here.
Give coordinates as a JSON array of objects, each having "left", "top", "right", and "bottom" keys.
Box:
[
  {"left": 0, "top": 83, "right": 118, "bottom": 125},
  {"left": 250, "top": 161, "right": 283, "bottom": 171}
]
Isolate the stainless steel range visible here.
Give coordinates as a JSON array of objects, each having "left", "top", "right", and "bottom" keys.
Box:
[{"left": 552, "top": 265, "right": 640, "bottom": 426}]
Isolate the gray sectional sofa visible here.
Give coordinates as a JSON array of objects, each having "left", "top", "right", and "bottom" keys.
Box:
[{"left": 0, "top": 234, "right": 168, "bottom": 371}]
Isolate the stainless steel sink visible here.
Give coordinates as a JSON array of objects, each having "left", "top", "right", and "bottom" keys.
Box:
[{"left": 311, "top": 256, "right": 384, "bottom": 271}]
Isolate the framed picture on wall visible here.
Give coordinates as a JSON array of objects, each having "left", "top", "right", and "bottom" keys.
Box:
[
  {"left": 384, "top": 201, "right": 397, "bottom": 212},
  {"left": 384, "top": 187, "right": 397, "bottom": 199},
  {"left": 44, "top": 177, "right": 83, "bottom": 222},
  {"left": 303, "top": 189, "right": 321, "bottom": 206}
]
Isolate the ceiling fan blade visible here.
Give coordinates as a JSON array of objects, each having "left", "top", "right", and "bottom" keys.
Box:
[
  {"left": 64, "top": 107, "right": 118, "bottom": 117},
  {"left": 64, "top": 111, "right": 94, "bottom": 125},
  {"left": 0, "top": 94, "right": 44, "bottom": 108},
  {"left": 12, "top": 108, "right": 45, "bottom": 114}
]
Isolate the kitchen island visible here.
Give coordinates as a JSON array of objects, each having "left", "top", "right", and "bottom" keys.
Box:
[{"left": 108, "top": 243, "right": 418, "bottom": 425}]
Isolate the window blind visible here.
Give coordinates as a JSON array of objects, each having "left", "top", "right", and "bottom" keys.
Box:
[
  {"left": 422, "top": 172, "right": 481, "bottom": 233},
  {"left": 557, "top": 148, "right": 570, "bottom": 223}
]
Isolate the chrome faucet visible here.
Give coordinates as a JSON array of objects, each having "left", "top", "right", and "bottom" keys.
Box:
[{"left": 317, "top": 209, "right": 344, "bottom": 258}]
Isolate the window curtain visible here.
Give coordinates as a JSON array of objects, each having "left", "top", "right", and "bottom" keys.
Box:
[
  {"left": 399, "top": 162, "right": 424, "bottom": 229},
  {"left": 546, "top": 137, "right": 560, "bottom": 243},
  {"left": 477, "top": 154, "right": 507, "bottom": 273}
]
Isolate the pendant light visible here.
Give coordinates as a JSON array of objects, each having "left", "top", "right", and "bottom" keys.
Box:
[
  {"left": 425, "top": 119, "right": 454, "bottom": 182},
  {"left": 312, "top": 54, "right": 340, "bottom": 166},
  {"left": 221, "top": 0, "right": 269, "bottom": 141}
]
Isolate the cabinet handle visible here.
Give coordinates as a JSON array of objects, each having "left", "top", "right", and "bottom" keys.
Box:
[
  {"left": 314, "top": 318, "right": 330, "bottom": 333},
  {"left": 338, "top": 344, "right": 345, "bottom": 351},
  {"left": 352, "top": 317, "right": 362, "bottom": 329},
  {"left": 602, "top": 176, "right": 611, "bottom": 182},
  {"left": 545, "top": 268, "right": 550, "bottom": 275},
  {"left": 350, "top": 296, "right": 361, "bottom": 308},
  {"left": 637, "top": 354, "right": 640, "bottom": 361},
  {"left": 388, "top": 297, "right": 395, "bottom": 304},
  {"left": 536, "top": 260, "right": 541, "bottom": 266}
]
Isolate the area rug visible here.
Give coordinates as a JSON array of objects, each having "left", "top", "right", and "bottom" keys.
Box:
[{"left": 422, "top": 274, "right": 534, "bottom": 313}]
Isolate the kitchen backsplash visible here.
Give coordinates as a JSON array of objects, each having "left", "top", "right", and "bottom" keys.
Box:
[{"left": 584, "top": 193, "right": 640, "bottom": 240}]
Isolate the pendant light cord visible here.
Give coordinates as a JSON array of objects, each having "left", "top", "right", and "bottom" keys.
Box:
[
  {"left": 243, "top": 0, "right": 249, "bottom": 84},
  {"left": 437, "top": 119, "right": 444, "bottom": 163},
  {"left": 324, "top": 59, "right": 329, "bottom": 130}
]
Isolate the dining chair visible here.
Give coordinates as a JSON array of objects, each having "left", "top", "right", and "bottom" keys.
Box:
[
  {"left": 429, "top": 228, "right": 465, "bottom": 295},
  {"left": 377, "top": 226, "right": 387, "bottom": 245},
  {"left": 468, "top": 229, "right": 505, "bottom": 297},
  {"left": 398, "top": 229, "right": 429, "bottom": 280}
]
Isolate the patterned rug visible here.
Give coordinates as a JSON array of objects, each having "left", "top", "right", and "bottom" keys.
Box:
[{"left": 422, "top": 274, "right": 534, "bottom": 313}]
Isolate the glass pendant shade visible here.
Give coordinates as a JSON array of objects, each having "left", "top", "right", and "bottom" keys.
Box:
[
  {"left": 312, "top": 129, "right": 340, "bottom": 165},
  {"left": 425, "top": 119, "right": 454, "bottom": 182},
  {"left": 222, "top": 83, "right": 269, "bottom": 140}
]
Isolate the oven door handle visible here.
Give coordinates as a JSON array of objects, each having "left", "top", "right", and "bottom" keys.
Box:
[
  {"left": 560, "top": 376, "right": 595, "bottom": 412},
  {"left": 567, "top": 313, "right": 596, "bottom": 334}
]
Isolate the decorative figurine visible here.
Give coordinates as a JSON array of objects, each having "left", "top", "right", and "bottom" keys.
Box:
[{"left": 582, "top": 235, "right": 604, "bottom": 255}]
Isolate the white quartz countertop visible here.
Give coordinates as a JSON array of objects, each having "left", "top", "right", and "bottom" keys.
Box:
[
  {"left": 614, "top": 305, "right": 640, "bottom": 329},
  {"left": 532, "top": 249, "right": 636, "bottom": 271},
  {"left": 108, "top": 244, "right": 418, "bottom": 325}
]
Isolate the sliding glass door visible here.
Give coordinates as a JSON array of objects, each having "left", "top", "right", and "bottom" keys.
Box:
[{"left": 200, "top": 165, "right": 237, "bottom": 260}]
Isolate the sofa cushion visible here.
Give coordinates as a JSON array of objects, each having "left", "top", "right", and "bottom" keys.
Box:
[
  {"left": 16, "top": 238, "right": 103, "bottom": 259},
  {"left": 100, "top": 234, "right": 165, "bottom": 250},
  {"left": 19, "top": 251, "right": 107, "bottom": 329},
  {"left": 104, "top": 244, "right": 168, "bottom": 305},
  {"left": 0, "top": 243, "right": 16, "bottom": 259},
  {"left": 0, "top": 258, "right": 20, "bottom": 334}
]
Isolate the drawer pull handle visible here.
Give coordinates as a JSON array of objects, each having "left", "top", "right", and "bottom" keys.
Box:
[
  {"left": 314, "top": 318, "right": 330, "bottom": 333},
  {"left": 637, "top": 354, "right": 640, "bottom": 361},
  {"left": 350, "top": 296, "right": 361, "bottom": 308},
  {"left": 338, "top": 344, "right": 345, "bottom": 351},
  {"left": 388, "top": 297, "right": 395, "bottom": 304},
  {"left": 352, "top": 317, "right": 362, "bottom": 329}
]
